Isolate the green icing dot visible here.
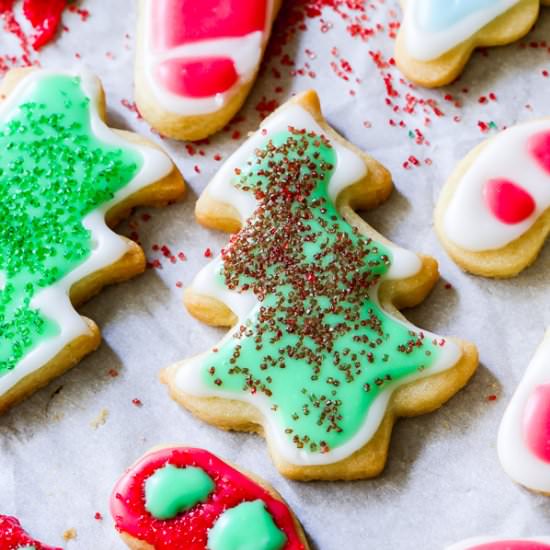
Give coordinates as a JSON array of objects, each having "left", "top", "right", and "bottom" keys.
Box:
[
  {"left": 207, "top": 500, "right": 286, "bottom": 550},
  {"left": 199, "top": 129, "right": 442, "bottom": 456},
  {"left": 0, "top": 74, "right": 143, "bottom": 375},
  {"left": 17, "top": 546, "right": 37, "bottom": 550},
  {"left": 144, "top": 464, "right": 215, "bottom": 520}
]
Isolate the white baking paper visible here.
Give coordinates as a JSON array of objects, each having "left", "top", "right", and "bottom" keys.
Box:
[{"left": 0, "top": 1, "right": 549, "bottom": 549}]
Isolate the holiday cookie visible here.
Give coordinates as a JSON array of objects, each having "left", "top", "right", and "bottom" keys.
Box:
[
  {"left": 435, "top": 118, "right": 550, "bottom": 278},
  {"left": 0, "top": 68, "right": 185, "bottom": 414},
  {"left": 0, "top": 515, "right": 61, "bottom": 550},
  {"left": 135, "top": 0, "right": 282, "bottom": 141},
  {"left": 498, "top": 329, "right": 550, "bottom": 495},
  {"left": 161, "top": 90, "right": 478, "bottom": 481},
  {"left": 446, "top": 537, "right": 550, "bottom": 550},
  {"left": 110, "top": 446, "right": 309, "bottom": 550},
  {"left": 395, "top": 0, "right": 541, "bottom": 88}
]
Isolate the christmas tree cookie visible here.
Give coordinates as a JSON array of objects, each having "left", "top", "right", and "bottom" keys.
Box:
[
  {"left": 135, "top": 0, "right": 282, "bottom": 141},
  {"left": 435, "top": 118, "right": 550, "bottom": 277},
  {"left": 162, "top": 90, "right": 478, "bottom": 480},
  {"left": 395, "top": 0, "right": 542, "bottom": 87},
  {"left": 110, "top": 446, "right": 309, "bottom": 550},
  {"left": 0, "top": 514, "right": 61, "bottom": 550},
  {"left": 0, "top": 68, "right": 185, "bottom": 414}
]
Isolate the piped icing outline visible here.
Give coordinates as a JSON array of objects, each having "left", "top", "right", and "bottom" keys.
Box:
[
  {"left": 498, "top": 329, "right": 550, "bottom": 494},
  {"left": 0, "top": 69, "right": 173, "bottom": 398},
  {"left": 142, "top": 0, "right": 274, "bottom": 116},
  {"left": 174, "top": 101, "right": 462, "bottom": 466}
]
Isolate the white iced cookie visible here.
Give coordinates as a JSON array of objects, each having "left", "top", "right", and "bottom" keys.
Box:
[
  {"left": 435, "top": 118, "right": 550, "bottom": 278},
  {"left": 395, "top": 0, "right": 541, "bottom": 87},
  {"left": 135, "top": 0, "right": 281, "bottom": 141},
  {"left": 498, "top": 330, "right": 550, "bottom": 495}
]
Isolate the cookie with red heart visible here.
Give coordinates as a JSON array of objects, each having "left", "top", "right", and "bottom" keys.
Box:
[
  {"left": 110, "top": 446, "right": 309, "bottom": 550},
  {"left": 435, "top": 119, "right": 550, "bottom": 277},
  {"left": 0, "top": 515, "right": 61, "bottom": 550},
  {"left": 135, "top": 0, "right": 282, "bottom": 141}
]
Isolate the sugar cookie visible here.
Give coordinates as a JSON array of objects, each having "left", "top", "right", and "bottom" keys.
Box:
[
  {"left": 162, "top": 90, "right": 478, "bottom": 480},
  {"left": 135, "top": 0, "right": 282, "bottom": 141},
  {"left": 498, "top": 329, "right": 550, "bottom": 495},
  {"left": 435, "top": 118, "right": 550, "bottom": 277},
  {"left": 0, "top": 514, "right": 61, "bottom": 550},
  {"left": 110, "top": 446, "right": 309, "bottom": 550},
  {"left": 0, "top": 68, "right": 185, "bottom": 414},
  {"left": 395, "top": 0, "right": 541, "bottom": 87}
]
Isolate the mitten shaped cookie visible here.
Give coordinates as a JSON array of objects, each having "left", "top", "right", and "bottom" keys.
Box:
[
  {"left": 0, "top": 68, "right": 185, "bottom": 414},
  {"left": 162, "top": 90, "right": 478, "bottom": 480},
  {"left": 110, "top": 446, "right": 309, "bottom": 550},
  {"left": 135, "top": 0, "right": 282, "bottom": 141},
  {"left": 435, "top": 119, "right": 550, "bottom": 277},
  {"left": 395, "top": 0, "right": 542, "bottom": 87}
]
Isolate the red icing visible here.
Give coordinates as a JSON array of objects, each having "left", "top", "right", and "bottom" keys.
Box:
[
  {"left": 0, "top": 0, "right": 67, "bottom": 52},
  {"left": 110, "top": 447, "right": 306, "bottom": 550},
  {"left": 152, "top": 0, "right": 268, "bottom": 50},
  {"left": 468, "top": 542, "right": 550, "bottom": 550},
  {"left": 22, "top": 0, "right": 66, "bottom": 50},
  {"left": 156, "top": 57, "right": 239, "bottom": 97},
  {"left": 484, "top": 178, "right": 536, "bottom": 224},
  {"left": 528, "top": 131, "right": 550, "bottom": 176},
  {"left": 523, "top": 383, "right": 550, "bottom": 463},
  {"left": 0, "top": 515, "right": 61, "bottom": 550}
]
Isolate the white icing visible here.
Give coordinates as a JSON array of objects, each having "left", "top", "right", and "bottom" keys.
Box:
[
  {"left": 443, "top": 119, "right": 550, "bottom": 252},
  {"left": 143, "top": 0, "right": 273, "bottom": 116},
  {"left": 404, "top": 0, "right": 520, "bottom": 61},
  {"left": 497, "top": 330, "right": 550, "bottom": 494},
  {"left": 445, "top": 536, "right": 550, "bottom": 550},
  {"left": 0, "top": 69, "right": 174, "bottom": 397},
  {"left": 175, "top": 102, "right": 462, "bottom": 466}
]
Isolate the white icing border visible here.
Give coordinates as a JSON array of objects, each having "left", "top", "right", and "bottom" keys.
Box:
[
  {"left": 0, "top": 69, "right": 174, "bottom": 397},
  {"left": 143, "top": 0, "right": 274, "bottom": 116},
  {"left": 498, "top": 330, "right": 550, "bottom": 494},
  {"left": 446, "top": 536, "right": 550, "bottom": 550},
  {"left": 175, "top": 102, "right": 462, "bottom": 466},
  {"left": 443, "top": 119, "right": 550, "bottom": 252},
  {"left": 404, "top": 0, "right": 520, "bottom": 61}
]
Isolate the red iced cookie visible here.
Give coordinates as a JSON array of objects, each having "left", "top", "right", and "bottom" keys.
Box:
[
  {"left": 0, "top": 515, "right": 61, "bottom": 550},
  {"left": 110, "top": 446, "right": 309, "bottom": 550}
]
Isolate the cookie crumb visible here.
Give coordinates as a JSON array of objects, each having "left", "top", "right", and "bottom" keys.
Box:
[
  {"left": 90, "top": 408, "right": 109, "bottom": 429},
  {"left": 63, "top": 528, "right": 77, "bottom": 541}
]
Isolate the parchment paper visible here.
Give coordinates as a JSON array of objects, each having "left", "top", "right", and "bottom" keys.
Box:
[{"left": 0, "top": 2, "right": 549, "bottom": 549}]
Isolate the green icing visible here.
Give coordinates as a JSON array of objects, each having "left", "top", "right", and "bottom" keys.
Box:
[
  {"left": 144, "top": 464, "right": 215, "bottom": 520},
  {"left": 207, "top": 500, "right": 286, "bottom": 550},
  {"left": 0, "top": 74, "right": 143, "bottom": 375},
  {"left": 198, "top": 129, "right": 442, "bottom": 456},
  {"left": 17, "top": 547, "right": 37, "bottom": 550}
]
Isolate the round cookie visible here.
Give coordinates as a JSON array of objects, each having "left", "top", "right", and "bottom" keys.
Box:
[
  {"left": 110, "top": 446, "right": 309, "bottom": 550},
  {"left": 395, "top": 0, "right": 541, "bottom": 87},
  {"left": 134, "top": 0, "right": 282, "bottom": 141},
  {"left": 162, "top": 89, "right": 478, "bottom": 481},
  {"left": 435, "top": 118, "right": 550, "bottom": 277}
]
